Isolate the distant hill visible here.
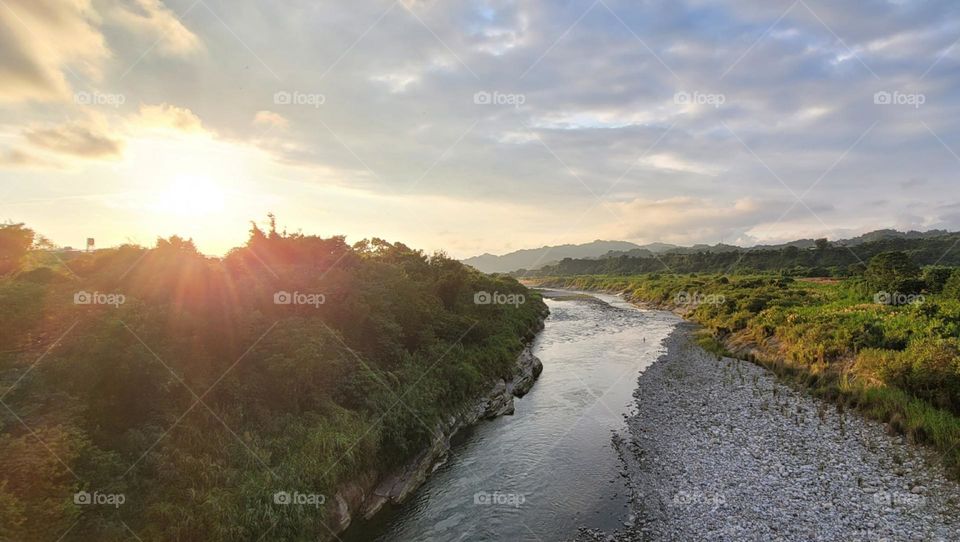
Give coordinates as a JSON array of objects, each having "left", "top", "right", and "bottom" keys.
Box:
[
  {"left": 604, "top": 243, "right": 743, "bottom": 258},
  {"left": 751, "top": 239, "right": 817, "bottom": 250},
  {"left": 462, "top": 240, "right": 642, "bottom": 273},
  {"left": 463, "top": 229, "right": 959, "bottom": 274},
  {"left": 837, "top": 229, "right": 951, "bottom": 246},
  {"left": 527, "top": 230, "right": 960, "bottom": 277}
]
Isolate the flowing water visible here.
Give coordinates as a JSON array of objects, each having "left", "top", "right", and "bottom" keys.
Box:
[{"left": 343, "top": 290, "right": 680, "bottom": 541}]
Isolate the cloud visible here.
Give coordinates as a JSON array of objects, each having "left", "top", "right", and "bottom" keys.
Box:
[
  {"left": 608, "top": 197, "right": 791, "bottom": 244},
  {"left": 23, "top": 119, "right": 124, "bottom": 159},
  {"left": 252, "top": 110, "right": 289, "bottom": 129},
  {"left": 107, "top": 0, "right": 201, "bottom": 56},
  {"left": 0, "top": 101, "right": 209, "bottom": 169},
  {"left": 133, "top": 103, "right": 204, "bottom": 132},
  {"left": 4, "top": 0, "right": 960, "bottom": 255},
  {"left": 0, "top": 148, "right": 63, "bottom": 168},
  {"left": 370, "top": 72, "right": 421, "bottom": 93},
  {"left": 0, "top": 0, "right": 198, "bottom": 103},
  {"left": 638, "top": 153, "right": 723, "bottom": 176},
  {"left": 0, "top": 0, "right": 110, "bottom": 102}
]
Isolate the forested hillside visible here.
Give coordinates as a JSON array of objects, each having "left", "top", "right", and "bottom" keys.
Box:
[
  {"left": 526, "top": 233, "right": 960, "bottom": 277},
  {"left": 0, "top": 220, "right": 546, "bottom": 541}
]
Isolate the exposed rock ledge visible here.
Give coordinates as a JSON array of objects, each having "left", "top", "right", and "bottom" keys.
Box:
[{"left": 329, "top": 344, "right": 544, "bottom": 534}]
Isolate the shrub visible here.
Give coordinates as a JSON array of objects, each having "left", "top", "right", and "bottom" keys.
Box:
[
  {"left": 897, "top": 338, "right": 960, "bottom": 413},
  {"left": 944, "top": 270, "right": 960, "bottom": 300},
  {"left": 865, "top": 252, "right": 921, "bottom": 294},
  {"left": 0, "top": 223, "right": 34, "bottom": 275},
  {"left": 853, "top": 348, "right": 900, "bottom": 385},
  {"left": 924, "top": 267, "right": 955, "bottom": 293},
  {"left": 848, "top": 263, "right": 867, "bottom": 276}
]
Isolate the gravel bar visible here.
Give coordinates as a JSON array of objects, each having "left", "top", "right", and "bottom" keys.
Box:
[{"left": 579, "top": 321, "right": 960, "bottom": 542}]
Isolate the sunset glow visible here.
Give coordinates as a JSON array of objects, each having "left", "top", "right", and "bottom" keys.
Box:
[
  {"left": 2, "top": 0, "right": 959, "bottom": 257},
  {"left": 4, "top": 2, "right": 960, "bottom": 542}
]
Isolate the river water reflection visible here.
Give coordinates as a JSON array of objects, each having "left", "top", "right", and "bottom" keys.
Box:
[{"left": 343, "top": 290, "right": 680, "bottom": 541}]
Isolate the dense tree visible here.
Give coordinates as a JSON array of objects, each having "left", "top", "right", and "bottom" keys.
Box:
[
  {"left": 0, "top": 222, "right": 34, "bottom": 275},
  {"left": 0, "top": 219, "right": 547, "bottom": 541},
  {"left": 924, "top": 266, "right": 955, "bottom": 293},
  {"left": 944, "top": 270, "right": 960, "bottom": 300},
  {"left": 864, "top": 251, "right": 921, "bottom": 294},
  {"left": 529, "top": 234, "right": 960, "bottom": 277},
  {"left": 847, "top": 262, "right": 867, "bottom": 276}
]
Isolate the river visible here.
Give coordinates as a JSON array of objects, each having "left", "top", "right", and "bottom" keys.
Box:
[{"left": 343, "top": 290, "right": 680, "bottom": 541}]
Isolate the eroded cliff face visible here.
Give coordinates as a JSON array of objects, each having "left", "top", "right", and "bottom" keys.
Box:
[{"left": 329, "top": 344, "right": 545, "bottom": 535}]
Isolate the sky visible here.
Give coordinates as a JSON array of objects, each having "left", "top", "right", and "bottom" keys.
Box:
[{"left": 1, "top": 0, "right": 959, "bottom": 258}]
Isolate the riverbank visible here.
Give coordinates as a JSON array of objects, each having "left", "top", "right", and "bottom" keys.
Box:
[
  {"left": 531, "top": 275, "right": 960, "bottom": 483},
  {"left": 579, "top": 323, "right": 960, "bottom": 541},
  {"left": 340, "top": 292, "right": 681, "bottom": 541},
  {"left": 331, "top": 340, "right": 545, "bottom": 535}
]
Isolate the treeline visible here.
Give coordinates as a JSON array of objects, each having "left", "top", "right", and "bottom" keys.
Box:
[
  {"left": 526, "top": 233, "right": 960, "bottom": 277},
  {"left": 0, "top": 219, "right": 546, "bottom": 541}
]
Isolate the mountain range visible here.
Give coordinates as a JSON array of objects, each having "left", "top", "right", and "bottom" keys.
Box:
[{"left": 461, "top": 229, "right": 954, "bottom": 274}]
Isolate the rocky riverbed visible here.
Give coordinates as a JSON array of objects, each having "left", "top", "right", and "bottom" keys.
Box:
[{"left": 579, "top": 322, "right": 960, "bottom": 542}]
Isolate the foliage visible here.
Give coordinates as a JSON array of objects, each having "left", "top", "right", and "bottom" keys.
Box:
[
  {"left": 864, "top": 251, "right": 921, "bottom": 294},
  {"left": 944, "top": 270, "right": 960, "bottom": 299},
  {"left": 923, "top": 266, "right": 955, "bottom": 293},
  {"left": 0, "top": 222, "right": 35, "bottom": 276},
  {"left": 527, "top": 233, "right": 960, "bottom": 277},
  {"left": 0, "top": 220, "right": 546, "bottom": 541}
]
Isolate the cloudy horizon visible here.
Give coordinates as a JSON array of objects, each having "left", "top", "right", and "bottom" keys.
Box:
[{"left": 2, "top": 0, "right": 959, "bottom": 258}]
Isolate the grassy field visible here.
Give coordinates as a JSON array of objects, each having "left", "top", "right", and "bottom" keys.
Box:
[{"left": 535, "top": 272, "right": 960, "bottom": 478}]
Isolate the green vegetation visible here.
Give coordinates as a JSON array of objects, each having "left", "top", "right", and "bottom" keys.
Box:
[
  {"left": 864, "top": 251, "right": 923, "bottom": 296},
  {"left": 537, "top": 254, "right": 960, "bottom": 478},
  {"left": 0, "top": 219, "right": 546, "bottom": 541},
  {"left": 528, "top": 233, "right": 960, "bottom": 277},
  {"left": 0, "top": 222, "right": 38, "bottom": 276}
]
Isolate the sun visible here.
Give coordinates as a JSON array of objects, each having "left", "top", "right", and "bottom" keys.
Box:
[
  {"left": 157, "top": 175, "right": 226, "bottom": 216},
  {"left": 119, "top": 132, "right": 277, "bottom": 253}
]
